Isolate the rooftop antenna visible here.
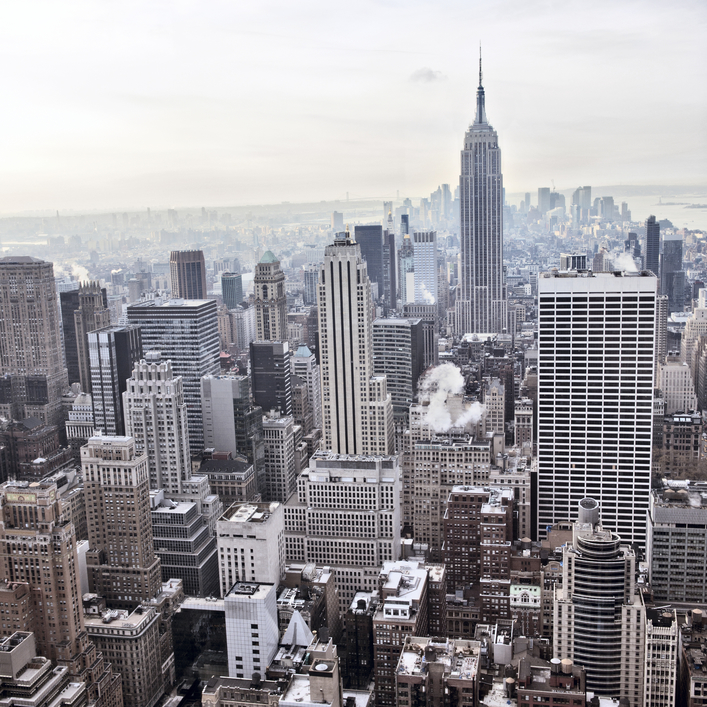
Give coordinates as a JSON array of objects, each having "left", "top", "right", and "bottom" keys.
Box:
[{"left": 479, "top": 44, "right": 483, "bottom": 87}]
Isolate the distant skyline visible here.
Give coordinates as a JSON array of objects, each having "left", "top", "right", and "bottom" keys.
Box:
[{"left": 1, "top": 0, "right": 705, "bottom": 213}]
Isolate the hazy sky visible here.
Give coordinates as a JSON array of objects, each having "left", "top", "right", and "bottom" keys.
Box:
[{"left": 1, "top": 0, "right": 706, "bottom": 212}]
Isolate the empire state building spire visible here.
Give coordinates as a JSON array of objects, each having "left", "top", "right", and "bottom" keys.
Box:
[{"left": 474, "top": 46, "right": 487, "bottom": 125}]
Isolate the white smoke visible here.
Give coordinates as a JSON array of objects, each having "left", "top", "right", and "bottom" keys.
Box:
[
  {"left": 613, "top": 252, "right": 638, "bottom": 273},
  {"left": 419, "top": 282, "right": 436, "bottom": 305},
  {"left": 418, "top": 363, "right": 484, "bottom": 433}
]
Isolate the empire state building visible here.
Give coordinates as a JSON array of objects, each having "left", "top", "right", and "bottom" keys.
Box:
[{"left": 456, "top": 57, "right": 506, "bottom": 334}]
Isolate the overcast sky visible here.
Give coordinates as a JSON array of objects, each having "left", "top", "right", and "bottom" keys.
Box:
[{"left": 1, "top": 0, "right": 705, "bottom": 212}]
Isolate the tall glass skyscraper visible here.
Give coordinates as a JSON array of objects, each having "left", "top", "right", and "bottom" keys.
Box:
[{"left": 456, "top": 58, "right": 506, "bottom": 334}]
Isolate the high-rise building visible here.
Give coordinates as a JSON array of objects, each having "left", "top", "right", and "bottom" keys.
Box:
[
  {"left": 253, "top": 252, "right": 287, "bottom": 342},
  {"left": 645, "top": 214, "right": 660, "bottom": 277},
  {"left": 644, "top": 608, "right": 679, "bottom": 707},
  {"left": 88, "top": 325, "right": 142, "bottom": 437},
  {"left": 303, "top": 264, "right": 319, "bottom": 306},
  {"left": 318, "top": 230, "right": 394, "bottom": 456},
  {"left": 61, "top": 283, "right": 111, "bottom": 392},
  {"left": 201, "top": 375, "right": 265, "bottom": 493},
  {"left": 249, "top": 341, "right": 292, "bottom": 417},
  {"left": 331, "top": 211, "right": 344, "bottom": 231},
  {"left": 412, "top": 231, "right": 437, "bottom": 305},
  {"left": 382, "top": 226, "right": 396, "bottom": 311},
  {"left": 398, "top": 234, "right": 415, "bottom": 305},
  {"left": 536, "top": 270, "right": 656, "bottom": 545},
  {"left": 216, "top": 501, "right": 285, "bottom": 596},
  {"left": 170, "top": 250, "right": 207, "bottom": 299},
  {"left": 262, "top": 412, "right": 298, "bottom": 503},
  {"left": 659, "top": 354, "right": 698, "bottom": 414},
  {"left": 0, "top": 257, "right": 68, "bottom": 427},
  {"left": 127, "top": 298, "right": 220, "bottom": 451},
  {"left": 291, "top": 344, "right": 322, "bottom": 430},
  {"left": 354, "top": 225, "right": 384, "bottom": 300},
  {"left": 221, "top": 272, "right": 243, "bottom": 309},
  {"left": 655, "top": 294, "right": 669, "bottom": 378},
  {"left": 537, "top": 188, "right": 551, "bottom": 215},
  {"left": 284, "top": 452, "right": 400, "bottom": 611},
  {"left": 82, "top": 435, "right": 162, "bottom": 608},
  {"left": 372, "top": 318, "right": 430, "bottom": 422},
  {"left": 661, "top": 233, "right": 685, "bottom": 314},
  {"left": 553, "top": 499, "right": 645, "bottom": 705},
  {"left": 456, "top": 59, "right": 506, "bottom": 335}
]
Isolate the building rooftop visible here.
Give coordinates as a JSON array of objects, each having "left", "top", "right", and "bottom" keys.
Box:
[
  {"left": 396, "top": 637, "right": 479, "bottom": 681},
  {"left": 219, "top": 502, "right": 280, "bottom": 524},
  {"left": 226, "top": 582, "right": 274, "bottom": 600}
]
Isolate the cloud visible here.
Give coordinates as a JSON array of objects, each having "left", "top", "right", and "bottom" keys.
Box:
[{"left": 410, "top": 67, "right": 446, "bottom": 83}]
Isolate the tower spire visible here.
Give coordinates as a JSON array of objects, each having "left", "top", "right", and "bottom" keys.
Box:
[{"left": 473, "top": 47, "right": 487, "bottom": 125}]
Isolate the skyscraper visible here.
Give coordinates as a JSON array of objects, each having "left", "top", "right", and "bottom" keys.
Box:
[
  {"left": 536, "top": 270, "right": 656, "bottom": 545},
  {"left": 221, "top": 272, "right": 243, "bottom": 309},
  {"left": 0, "top": 257, "right": 68, "bottom": 427},
  {"left": 354, "top": 224, "right": 384, "bottom": 300},
  {"left": 82, "top": 435, "right": 162, "bottom": 608},
  {"left": 398, "top": 233, "right": 414, "bottom": 305},
  {"left": 291, "top": 343, "right": 322, "bottom": 430},
  {"left": 318, "top": 230, "right": 393, "bottom": 455},
  {"left": 254, "top": 251, "right": 287, "bottom": 341},
  {"left": 250, "top": 340, "right": 292, "bottom": 417},
  {"left": 645, "top": 215, "right": 660, "bottom": 276},
  {"left": 661, "top": 233, "right": 685, "bottom": 314},
  {"left": 456, "top": 57, "right": 506, "bottom": 334},
  {"left": 60, "top": 282, "right": 110, "bottom": 391},
  {"left": 88, "top": 324, "right": 142, "bottom": 436},
  {"left": 170, "top": 250, "right": 207, "bottom": 299},
  {"left": 127, "top": 298, "right": 220, "bottom": 450},
  {"left": 412, "top": 231, "right": 437, "bottom": 305}
]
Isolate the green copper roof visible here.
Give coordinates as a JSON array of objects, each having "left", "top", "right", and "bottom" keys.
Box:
[{"left": 259, "top": 250, "right": 278, "bottom": 263}]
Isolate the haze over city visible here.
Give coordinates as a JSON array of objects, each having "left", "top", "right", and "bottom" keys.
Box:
[{"left": 1, "top": 0, "right": 706, "bottom": 213}]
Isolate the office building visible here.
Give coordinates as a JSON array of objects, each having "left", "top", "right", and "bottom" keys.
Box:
[
  {"left": 645, "top": 214, "right": 660, "bottom": 277},
  {"left": 536, "top": 270, "right": 656, "bottom": 545},
  {"left": 170, "top": 250, "right": 207, "bottom": 299},
  {"left": 303, "top": 264, "right": 319, "bottom": 306},
  {"left": 318, "top": 230, "right": 394, "bottom": 456},
  {"left": 516, "top": 658, "right": 586, "bottom": 705},
  {"left": 559, "top": 253, "right": 587, "bottom": 271},
  {"left": 373, "top": 561, "right": 429, "bottom": 707},
  {"left": 224, "top": 582, "right": 279, "bottom": 679},
  {"left": 354, "top": 224, "right": 384, "bottom": 299},
  {"left": 647, "top": 484, "right": 707, "bottom": 603},
  {"left": 372, "top": 318, "right": 429, "bottom": 422},
  {"left": 640, "top": 608, "right": 679, "bottom": 707},
  {"left": 262, "top": 412, "right": 299, "bottom": 503},
  {"left": 291, "top": 343, "right": 322, "bottom": 431},
  {"left": 537, "top": 187, "right": 551, "bottom": 215},
  {"left": 655, "top": 294, "right": 669, "bottom": 377},
  {"left": 221, "top": 272, "right": 243, "bottom": 309},
  {"left": 249, "top": 340, "right": 292, "bottom": 417},
  {"left": 395, "top": 637, "right": 480, "bottom": 706},
  {"left": 199, "top": 457, "right": 257, "bottom": 508},
  {"left": 678, "top": 611, "right": 707, "bottom": 707},
  {"left": 0, "top": 257, "right": 68, "bottom": 427},
  {"left": 84, "top": 605, "right": 163, "bottom": 707},
  {"left": 61, "top": 283, "right": 111, "bottom": 392},
  {"left": 456, "top": 61, "right": 506, "bottom": 335},
  {"left": 216, "top": 501, "right": 285, "bottom": 597},
  {"left": 382, "top": 226, "right": 396, "bottom": 310},
  {"left": 344, "top": 592, "right": 378, "bottom": 689},
  {"left": 412, "top": 231, "right": 437, "bottom": 305},
  {"left": 331, "top": 211, "right": 344, "bottom": 231},
  {"left": 284, "top": 452, "right": 400, "bottom": 611},
  {"left": 0, "top": 633, "right": 88, "bottom": 707},
  {"left": 659, "top": 355, "right": 697, "bottom": 414},
  {"left": 65, "top": 391, "right": 94, "bottom": 459},
  {"left": 151, "top": 491, "right": 219, "bottom": 597},
  {"left": 123, "top": 355, "right": 192, "bottom": 494},
  {"left": 88, "top": 325, "right": 142, "bottom": 437},
  {"left": 553, "top": 499, "right": 645, "bottom": 705},
  {"left": 398, "top": 233, "right": 414, "bottom": 305},
  {"left": 253, "top": 252, "right": 287, "bottom": 341},
  {"left": 661, "top": 233, "right": 685, "bottom": 314},
  {"left": 82, "top": 435, "right": 162, "bottom": 608},
  {"left": 127, "top": 298, "right": 219, "bottom": 451}
]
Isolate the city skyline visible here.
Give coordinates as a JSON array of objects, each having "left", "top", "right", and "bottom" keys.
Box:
[{"left": 0, "top": 1, "right": 705, "bottom": 213}]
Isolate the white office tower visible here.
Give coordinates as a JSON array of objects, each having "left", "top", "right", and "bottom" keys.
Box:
[
  {"left": 455, "top": 57, "right": 506, "bottom": 335},
  {"left": 224, "top": 582, "right": 279, "bottom": 679},
  {"left": 537, "top": 270, "right": 657, "bottom": 545},
  {"left": 284, "top": 451, "right": 400, "bottom": 611},
  {"left": 216, "top": 502, "right": 285, "bottom": 597},
  {"left": 318, "top": 230, "right": 394, "bottom": 455},
  {"left": 658, "top": 354, "right": 698, "bottom": 414},
  {"left": 412, "top": 231, "right": 437, "bottom": 304},
  {"left": 644, "top": 608, "right": 679, "bottom": 707},
  {"left": 291, "top": 344, "right": 322, "bottom": 430},
  {"left": 553, "top": 499, "right": 645, "bottom": 704},
  {"left": 124, "top": 353, "right": 191, "bottom": 495}
]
